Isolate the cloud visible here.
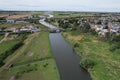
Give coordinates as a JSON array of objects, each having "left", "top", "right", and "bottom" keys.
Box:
[{"left": 0, "top": 0, "right": 120, "bottom": 12}]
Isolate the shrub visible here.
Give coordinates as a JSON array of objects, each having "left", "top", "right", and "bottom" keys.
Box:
[
  {"left": 73, "top": 42, "right": 79, "bottom": 48},
  {"left": 80, "top": 57, "right": 96, "bottom": 70},
  {"left": 43, "top": 63, "right": 48, "bottom": 68},
  {"left": 90, "top": 29, "right": 97, "bottom": 35},
  {"left": 71, "top": 27, "right": 77, "bottom": 31},
  {"left": 109, "top": 45, "right": 117, "bottom": 52},
  {"left": 109, "top": 43, "right": 120, "bottom": 52}
]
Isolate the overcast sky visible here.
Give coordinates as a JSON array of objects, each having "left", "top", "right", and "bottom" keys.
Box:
[{"left": 0, "top": 0, "right": 120, "bottom": 12}]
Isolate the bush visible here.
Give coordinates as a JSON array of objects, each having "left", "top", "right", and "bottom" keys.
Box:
[
  {"left": 71, "top": 27, "right": 77, "bottom": 31},
  {"left": 109, "top": 43, "right": 120, "bottom": 52},
  {"left": 80, "top": 57, "right": 96, "bottom": 70},
  {"left": 90, "top": 29, "right": 97, "bottom": 35},
  {"left": 109, "top": 45, "right": 117, "bottom": 52},
  {"left": 73, "top": 42, "right": 79, "bottom": 48}
]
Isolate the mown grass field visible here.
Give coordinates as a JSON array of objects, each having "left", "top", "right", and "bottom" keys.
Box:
[
  {"left": 62, "top": 31, "right": 120, "bottom": 80},
  {"left": 0, "top": 32, "right": 59, "bottom": 80}
]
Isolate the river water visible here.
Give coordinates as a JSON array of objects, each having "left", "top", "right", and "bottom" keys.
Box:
[{"left": 40, "top": 18, "right": 92, "bottom": 80}]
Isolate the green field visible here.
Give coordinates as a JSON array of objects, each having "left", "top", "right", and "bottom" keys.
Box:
[
  {"left": 0, "top": 32, "right": 59, "bottom": 80},
  {"left": 0, "top": 39, "right": 19, "bottom": 55},
  {"left": 13, "top": 32, "right": 52, "bottom": 64},
  {"left": 62, "top": 31, "right": 120, "bottom": 80},
  {"left": 53, "top": 12, "right": 95, "bottom": 18},
  {"left": 35, "top": 23, "right": 49, "bottom": 29},
  {"left": 1, "top": 59, "right": 59, "bottom": 80}
]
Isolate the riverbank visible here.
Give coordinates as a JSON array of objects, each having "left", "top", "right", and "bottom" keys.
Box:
[
  {"left": 0, "top": 32, "right": 59, "bottom": 80},
  {"left": 62, "top": 31, "right": 120, "bottom": 80},
  {"left": 49, "top": 33, "right": 91, "bottom": 80}
]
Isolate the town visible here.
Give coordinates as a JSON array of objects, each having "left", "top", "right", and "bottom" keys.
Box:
[
  {"left": 0, "top": 11, "right": 120, "bottom": 80},
  {"left": 46, "top": 12, "right": 120, "bottom": 41}
]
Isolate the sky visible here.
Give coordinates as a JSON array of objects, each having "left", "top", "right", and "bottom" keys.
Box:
[{"left": 0, "top": 0, "right": 120, "bottom": 12}]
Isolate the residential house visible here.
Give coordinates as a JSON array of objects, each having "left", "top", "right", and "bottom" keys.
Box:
[{"left": 6, "top": 19, "right": 15, "bottom": 23}]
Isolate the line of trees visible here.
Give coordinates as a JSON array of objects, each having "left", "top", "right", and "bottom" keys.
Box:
[{"left": 0, "top": 34, "right": 27, "bottom": 67}]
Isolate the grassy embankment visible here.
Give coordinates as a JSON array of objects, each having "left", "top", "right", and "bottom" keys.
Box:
[
  {"left": 0, "top": 32, "right": 59, "bottom": 80},
  {"left": 62, "top": 31, "right": 120, "bottom": 80},
  {"left": 0, "top": 35, "right": 3, "bottom": 40}
]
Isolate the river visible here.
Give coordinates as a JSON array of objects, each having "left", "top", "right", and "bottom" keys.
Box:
[{"left": 40, "top": 17, "right": 92, "bottom": 80}]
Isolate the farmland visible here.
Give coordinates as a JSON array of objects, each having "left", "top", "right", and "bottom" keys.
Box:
[{"left": 6, "top": 14, "right": 31, "bottom": 19}]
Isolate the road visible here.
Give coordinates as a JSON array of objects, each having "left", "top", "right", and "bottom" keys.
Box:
[{"left": 0, "top": 33, "right": 9, "bottom": 44}]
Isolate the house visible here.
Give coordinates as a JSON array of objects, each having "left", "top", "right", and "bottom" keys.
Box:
[
  {"left": 20, "top": 25, "right": 40, "bottom": 33},
  {"left": 20, "top": 27, "right": 31, "bottom": 32},
  {"left": 108, "top": 22, "right": 120, "bottom": 32},
  {"left": 6, "top": 19, "right": 15, "bottom": 23},
  {"left": 98, "top": 29, "right": 108, "bottom": 38},
  {"left": 90, "top": 24, "right": 104, "bottom": 32}
]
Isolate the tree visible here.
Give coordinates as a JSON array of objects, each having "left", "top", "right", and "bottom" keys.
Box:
[
  {"left": 80, "top": 57, "right": 96, "bottom": 70},
  {"left": 97, "top": 20, "right": 102, "bottom": 25},
  {"left": 80, "top": 22, "right": 91, "bottom": 33},
  {"left": 104, "top": 26, "right": 108, "bottom": 29}
]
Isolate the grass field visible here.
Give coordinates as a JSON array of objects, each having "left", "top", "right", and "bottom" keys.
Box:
[
  {"left": 1, "top": 59, "right": 59, "bottom": 80},
  {"left": 13, "top": 32, "right": 52, "bottom": 64},
  {"left": 0, "top": 32, "right": 59, "bottom": 80},
  {"left": 62, "top": 31, "right": 120, "bottom": 80},
  {"left": 35, "top": 23, "right": 49, "bottom": 29},
  {"left": 0, "top": 39, "right": 19, "bottom": 55},
  {"left": 53, "top": 12, "right": 95, "bottom": 18}
]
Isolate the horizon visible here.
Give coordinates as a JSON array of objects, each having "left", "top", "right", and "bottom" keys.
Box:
[
  {"left": 0, "top": 0, "right": 120, "bottom": 12},
  {"left": 0, "top": 10, "right": 120, "bottom": 13}
]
